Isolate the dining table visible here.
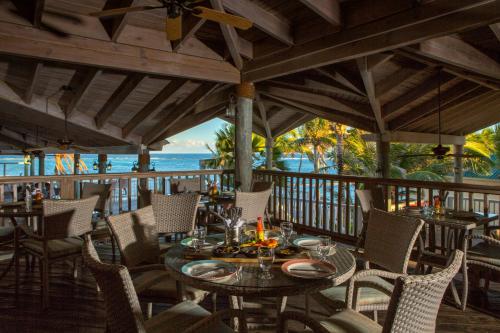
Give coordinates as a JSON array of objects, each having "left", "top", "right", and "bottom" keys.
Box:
[{"left": 163, "top": 233, "right": 356, "bottom": 327}]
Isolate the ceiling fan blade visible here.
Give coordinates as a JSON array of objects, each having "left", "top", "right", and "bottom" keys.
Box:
[
  {"left": 40, "top": 22, "right": 69, "bottom": 37},
  {"left": 398, "top": 154, "right": 436, "bottom": 158},
  {"left": 446, "top": 154, "right": 484, "bottom": 159},
  {"left": 192, "top": 6, "right": 252, "bottom": 30},
  {"left": 166, "top": 16, "right": 182, "bottom": 41},
  {"left": 89, "top": 5, "right": 162, "bottom": 18},
  {"left": 72, "top": 145, "right": 93, "bottom": 153}
]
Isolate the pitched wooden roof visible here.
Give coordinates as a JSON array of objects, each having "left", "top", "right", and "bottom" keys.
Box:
[{"left": 0, "top": 0, "right": 499, "bottom": 152}]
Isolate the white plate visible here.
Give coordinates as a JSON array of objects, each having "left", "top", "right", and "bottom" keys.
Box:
[
  {"left": 281, "top": 259, "right": 336, "bottom": 279},
  {"left": 181, "top": 260, "right": 237, "bottom": 281},
  {"left": 293, "top": 236, "right": 321, "bottom": 250},
  {"left": 180, "top": 237, "right": 220, "bottom": 248}
]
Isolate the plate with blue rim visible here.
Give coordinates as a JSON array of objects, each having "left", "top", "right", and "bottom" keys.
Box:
[
  {"left": 292, "top": 236, "right": 322, "bottom": 250},
  {"left": 181, "top": 260, "right": 237, "bottom": 281}
]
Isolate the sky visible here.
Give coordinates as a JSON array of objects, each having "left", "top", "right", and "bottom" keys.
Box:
[{"left": 160, "top": 118, "right": 228, "bottom": 154}]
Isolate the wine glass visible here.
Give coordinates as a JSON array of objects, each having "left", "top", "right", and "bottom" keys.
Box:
[
  {"left": 192, "top": 226, "right": 207, "bottom": 252},
  {"left": 317, "top": 235, "right": 331, "bottom": 261},
  {"left": 258, "top": 246, "right": 275, "bottom": 279},
  {"left": 280, "top": 222, "right": 293, "bottom": 246}
]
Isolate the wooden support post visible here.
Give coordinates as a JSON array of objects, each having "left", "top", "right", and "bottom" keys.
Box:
[
  {"left": 235, "top": 82, "right": 254, "bottom": 192},
  {"left": 29, "top": 153, "right": 35, "bottom": 176},
  {"left": 376, "top": 140, "right": 390, "bottom": 178},
  {"left": 453, "top": 144, "right": 464, "bottom": 210},
  {"left": 74, "top": 153, "right": 80, "bottom": 198},
  {"left": 38, "top": 152, "right": 45, "bottom": 176},
  {"left": 139, "top": 151, "right": 150, "bottom": 189},
  {"left": 266, "top": 136, "right": 273, "bottom": 170},
  {"left": 24, "top": 154, "right": 30, "bottom": 177}
]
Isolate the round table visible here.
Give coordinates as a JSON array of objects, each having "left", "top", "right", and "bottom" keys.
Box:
[{"left": 164, "top": 239, "right": 356, "bottom": 298}]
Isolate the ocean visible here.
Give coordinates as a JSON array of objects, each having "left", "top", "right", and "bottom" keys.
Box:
[{"left": 0, "top": 153, "right": 322, "bottom": 176}]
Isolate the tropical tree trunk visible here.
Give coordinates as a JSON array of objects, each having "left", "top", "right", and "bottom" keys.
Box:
[
  {"left": 298, "top": 153, "right": 303, "bottom": 172},
  {"left": 313, "top": 146, "right": 320, "bottom": 173}
]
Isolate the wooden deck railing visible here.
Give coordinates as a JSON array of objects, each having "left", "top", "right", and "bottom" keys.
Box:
[{"left": 254, "top": 170, "right": 500, "bottom": 245}]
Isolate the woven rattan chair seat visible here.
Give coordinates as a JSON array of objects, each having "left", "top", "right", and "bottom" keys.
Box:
[
  {"left": 320, "top": 309, "right": 382, "bottom": 333},
  {"left": 21, "top": 237, "right": 82, "bottom": 258},
  {"left": 468, "top": 242, "right": 500, "bottom": 266}
]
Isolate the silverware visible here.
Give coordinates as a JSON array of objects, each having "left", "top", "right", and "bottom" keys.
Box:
[
  {"left": 289, "top": 267, "right": 329, "bottom": 273},
  {"left": 192, "top": 266, "right": 225, "bottom": 277}
]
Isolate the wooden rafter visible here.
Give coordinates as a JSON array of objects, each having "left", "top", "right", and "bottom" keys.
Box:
[
  {"left": 24, "top": 61, "right": 43, "bottom": 104},
  {"left": 366, "top": 52, "right": 394, "bottom": 71},
  {"left": 389, "top": 80, "right": 480, "bottom": 130},
  {"left": 491, "top": 23, "right": 500, "bottom": 41},
  {"left": 122, "top": 79, "right": 188, "bottom": 138},
  {"left": 314, "top": 67, "right": 365, "bottom": 95},
  {"left": 0, "top": 21, "right": 240, "bottom": 84},
  {"left": 172, "top": 14, "right": 206, "bottom": 52},
  {"left": 9, "top": 0, "right": 45, "bottom": 28},
  {"left": 98, "top": 0, "right": 135, "bottom": 41},
  {"left": 255, "top": 93, "right": 272, "bottom": 138},
  {"left": 210, "top": 0, "right": 243, "bottom": 70},
  {"left": 298, "top": 0, "right": 341, "bottom": 26},
  {"left": 162, "top": 104, "right": 226, "bottom": 139},
  {"left": 303, "top": 76, "right": 366, "bottom": 100},
  {"left": 222, "top": 0, "right": 293, "bottom": 45},
  {"left": 243, "top": 0, "right": 500, "bottom": 82},
  {"left": 273, "top": 113, "right": 312, "bottom": 138},
  {"left": 95, "top": 73, "right": 145, "bottom": 129},
  {"left": 62, "top": 68, "right": 102, "bottom": 116},
  {"left": 357, "top": 57, "right": 384, "bottom": 132},
  {"left": 375, "top": 65, "right": 426, "bottom": 98},
  {"left": 144, "top": 83, "right": 219, "bottom": 144}
]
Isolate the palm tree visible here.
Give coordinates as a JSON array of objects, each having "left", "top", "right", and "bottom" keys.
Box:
[
  {"left": 330, "top": 123, "right": 347, "bottom": 174},
  {"left": 463, "top": 128, "right": 495, "bottom": 175}
]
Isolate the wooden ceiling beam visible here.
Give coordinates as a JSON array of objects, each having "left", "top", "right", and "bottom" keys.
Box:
[
  {"left": 404, "top": 36, "right": 500, "bottom": 81},
  {"left": 490, "top": 22, "right": 500, "bottom": 41},
  {"left": 357, "top": 57, "right": 384, "bottom": 133},
  {"left": 161, "top": 104, "right": 226, "bottom": 139},
  {"left": 61, "top": 68, "right": 102, "bottom": 116},
  {"left": 172, "top": 14, "right": 206, "bottom": 52},
  {"left": 366, "top": 52, "right": 394, "bottom": 71},
  {"left": 0, "top": 129, "right": 37, "bottom": 150},
  {"left": 9, "top": 0, "right": 45, "bottom": 28},
  {"left": 144, "top": 83, "right": 219, "bottom": 144},
  {"left": 273, "top": 112, "right": 312, "bottom": 138},
  {"left": 95, "top": 73, "right": 145, "bottom": 129},
  {"left": 0, "top": 21, "right": 241, "bottom": 84},
  {"left": 255, "top": 93, "right": 272, "bottom": 138},
  {"left": 210, "top": 0, "right": 243, "bottom": 70},
  {"left": 221, "top": 0, "right": 293, "bottom": 45},
  {"left": 122, "top": 79, "right": 188, "bottom": 138},
  {"left": 243, "top": 0, "right": 500, "bottom": 82},
  {"left": 375, "top": 65, "right": 426, "bottom": 98},
  {"left": 383, "top": 72, "right": 455, "bottom": 119},
  {"left": 303, "top": 76, "right": 366, "bottom": 100},
  {"left": 315, "top": 67, "right": 365, "bottom": 95},
  {"left": 24, "top": 61, "right": 43, "bottom": 104},
  {"left": 389, "top": 80, "right": 480, "bottom": 130},
  {"left": 298, "top": 0, "right": 341, "bottom": 26},
  {"left": 98, "top": 0, "right": 135, "bottom": 41}
]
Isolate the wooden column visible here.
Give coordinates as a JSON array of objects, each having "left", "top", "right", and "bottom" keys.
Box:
[
  {"left": 376, "top": 140, "right": 390, "bottom": 178},
  {"left": 139, "top": 151, "right": 150, "bottom": 189},
  {"left": 454, "top": 144, "right": 464, "bottom": 210},
  {"left": 74, "top": 153, "right": 80, "bottom": 198},
  {"left": 266, "top": 136, "right": 273, "bottom": 170},
  {"left": 235, "top": 82, "right": 254, "bottom": 192},
  {"left": 98, "top": 154, "right": 107, "bottom": 174},
  {"left": 38, "top": 152, "right": 45, "bottom": 176},
  {"left": 23, "top": 154, "right": 30, "bottom": 176}
]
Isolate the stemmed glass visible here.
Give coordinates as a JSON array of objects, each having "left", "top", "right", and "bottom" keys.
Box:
[
  {"left": 192, "top": 226, "right": 207, "bottom": 252},
  {"left": 280, "top": 222, "right": 293, "bottom": 246},
  {"left": 317, "top": 235, "right": 331, "bottom": 261},
  {"left": 258, "top": 246, "right": 275, "bottom": 280}
]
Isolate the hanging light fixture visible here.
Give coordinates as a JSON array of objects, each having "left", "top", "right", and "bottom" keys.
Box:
[
  {"left": 149, "top": 162, "right": 156, "bottom": 172},
  {"left": 92, "top": 160, "right": 98, "bottom": 170},
  {"left": 106, "top": 161, "right": 112, "bottom": 171},
  {"left": 131, "top": 161, "right": 139, "bottom": 172},
  {"left": 225, "top": 94, "right": 236, "bottom": 118},
  {"left": 23, "top": 154, "right": 31, "bottom": 165}
]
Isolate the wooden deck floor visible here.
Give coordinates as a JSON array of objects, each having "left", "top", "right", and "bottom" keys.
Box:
[{"left": 0, "top": 243, "right": 499, "bottom": 333}]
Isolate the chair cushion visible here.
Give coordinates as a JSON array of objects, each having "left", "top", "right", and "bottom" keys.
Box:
[
  {"left": 145, "top": 300, "right": 233, "bottom": 333},
  {"left": 133, "top": 270, "right": 207, "bottom": 303},
  {"left": 468, "top": 242, "right": 500, "bottom": 267},
  {"left": 316, "top": 275, "right": 393, "bottom": 310},
  {"left": 20, "top": 237, "right": 83, "bottom": 258},
  {"left": 320, "top": 309, "right": 382, "bottom": 333}
]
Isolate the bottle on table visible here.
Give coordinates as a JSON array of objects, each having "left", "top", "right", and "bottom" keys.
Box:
[{"left": 256, "top": 217, "right": 265, "bottom": 242}]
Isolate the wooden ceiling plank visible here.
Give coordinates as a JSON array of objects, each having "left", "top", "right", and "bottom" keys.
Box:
[
  {"left": 357, "top": 57, "right": 384, "bottom": 133},
  {"left": 64, "top": 68, "right": 101, "bottom": 116},
  {"left": 375, "top": 66, "right": 425, "bottom": 98},
  {"left": 95, "top": 73, "right": 145, "bottom": 129},
  {"left": 172, "top": 14, "right": 206, "bottom": 52},
  {"left": 9, "top": 0, "right": 45, "bottom": 28},
  {"left": 122, "top": 79, "right": 188, "bottom": 138},
  {"left": 490, "top": 23, "right": 500, "bottom": 41},
  {"left": 0, "top": 129, "right": 36, "bottom": 150},
  {"left": 144, "top": 82, "right": 219, "bottom": 144},
  {"left": 221, "top": 0, "right": 293, "bottom": 45},
  {"left": 405, "top": 36, "right": 500, "bottom": 81},
  {"left": 303, "top": 76, "right": 366, "bottom": 100},
  {"left": 210, "top": 0, "right": 243, "bottom": 70},
  {"left": 315, "top": 67, "right": 366, "bottom": 95},
  {"left": 273, "top": 112, "right": 312, "bottom": 138},
  {"left": 98, "top": 0, "right": 135, "bottom": 41},
  {"left": 24, "top": 61, "right": 43, "bottom": 104},
  {"left": 382, "top": 72, "right": 455, "bottom": 119},
  {"left": 366, "top": 52, "right": 394, "bottom": 71},
  {"left": 298, "top": 0, "right": 341, "bottom": 26},
  {"left": 243, "top": 0, "right": 500, "bottom": 82},
  {"left": 389, "top": 80, "right": 480, "bottom": 130},
  {"left": 255, "top": 93, "right": 272, "bottom": 138},
  {"left": 0, "top": 21, "right": 241, "bottom": 84}
]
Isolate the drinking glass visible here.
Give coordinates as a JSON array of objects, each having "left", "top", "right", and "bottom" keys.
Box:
[
  {"left": 192, "top": 226, "right": 207, "bottom": 252},
  {"left": 258, "top": 246, "right": 275, "bottom": 279},
  {"left": 280, "top": 222, "right": 293, "bottom": 246},
  {"left": 317, "top": 235, "right": 331, "bottom": 261}
]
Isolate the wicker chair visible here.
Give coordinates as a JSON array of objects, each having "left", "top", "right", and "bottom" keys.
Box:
[
  {"left": 138, "top": 186, "right": 152, "bottom": 208},
  {"left": 278, "top": 250, "right": 463, "bottom": 333},
  {"left": 355, "top": 187, "right": 385, "bottom": 251},
  {"left": 461, "top": 225, "right": 500, "bottom": 310},
  {"left": 151, "top": 192, "right": 201, "bottom": 235},
  {"left": 106, "top": 206, "right": 207, "bottom": 317},
  {"left": 171, "top": 178, "right": 202, "bottom": 194},
  {"left": 81, "top": 235, "right": 246, "bottom": 333},
  {"left": 17, "top": 195, "right": 99, "bottom": 308},
  {"left": 312, "top": 209, "right": 424, "bottom": 319},
  {"left": 234, "top": 188, "right": 272, "bottom": 225}
]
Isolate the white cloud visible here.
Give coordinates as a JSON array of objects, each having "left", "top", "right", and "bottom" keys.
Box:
[{"left": 161, "top": 139, "right": 211, "bottom": 153}]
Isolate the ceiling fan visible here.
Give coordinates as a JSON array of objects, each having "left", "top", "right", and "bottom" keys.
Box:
[
  {"left": 89, "top": 0, "right": 253, "bottom": 41},
  {"left": 399, "top": 69, "right": 480, "bottom": 160}
]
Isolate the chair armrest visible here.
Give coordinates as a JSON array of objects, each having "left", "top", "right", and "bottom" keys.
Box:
[
  {"left": 276, "top": 311, "right": 330, "bottom": 333},
  {"left": 346, "top": 269, "right": 404, "bottom": 310},
  {"left": 467, "top": 234, "right": 500, "bottom": 246},
  {"left": 207, "top": 210, "right": 225, "bottom": 222},
  {"left": 128, "top": 264, "right": 166, "bottom": 274},
  {"left": 18, "top": 224, "right": 44, "bottom": 240},
  {"left": 183, "top": 309, "right": 248, "bottom": 333}
]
